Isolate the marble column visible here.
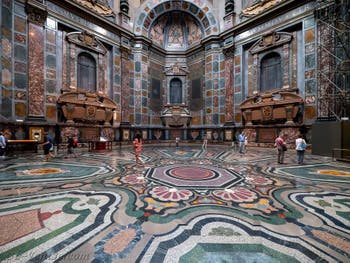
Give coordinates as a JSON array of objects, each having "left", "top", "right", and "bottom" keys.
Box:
[
  {"left": 223, "top": 46, "right": 235, "bottom": 125},
  {"left": 26, "top": 2, "right": 47, "bottom": 120},
  {"left": 282, "top": 43, "right": 290, "bottom": 89},
  {"left": 120, "top": 46, "right": 130, "bottom": 126}
]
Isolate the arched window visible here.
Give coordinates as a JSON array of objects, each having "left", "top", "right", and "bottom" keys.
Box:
[
  {"left": 170, "top": 78, "right": 182, "bottom": 104},
  {"left": 77, "top": 52, "right": 96, "bottom": 91},
  {"left": 260, "top": 52, "right": 282, "bottom": 92}
]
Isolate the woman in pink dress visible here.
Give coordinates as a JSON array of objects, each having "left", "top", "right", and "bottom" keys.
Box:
[{"left": 133, "top": 134, "right": 142, "bottom": 164}]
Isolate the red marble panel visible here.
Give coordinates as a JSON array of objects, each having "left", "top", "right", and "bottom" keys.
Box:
[
  {"left": 28, "top": 23, "right": 44, "bottom": 116},
  {"left": 224, "top": 57, "right": 234, "bottom": 123},
  {"left": 14, "top": 33, "right": 26, "bottom": 44},
  {"left": 15, "top": 61, "right": 26, "bottom": 73},
  {"left": 14, "top": 16, "right": 26, "bottom": 33},
  {"left": 121, "top": 49, "right": 130, "bottom": 123}
]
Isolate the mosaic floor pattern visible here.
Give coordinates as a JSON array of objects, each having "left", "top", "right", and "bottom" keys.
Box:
[{"left": 0, "top": 145, "right": 349, "bottom": 262}]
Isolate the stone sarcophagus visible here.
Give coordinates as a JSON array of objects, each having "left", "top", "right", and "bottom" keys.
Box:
[
  {"left": 58, "top": 91, "right": 118, "bottom": 126},
  {"left": 240, "top": 90, "right": 304, "bottom": 125},
  {"left": 161, "top": 105, "right": 192, "bottom": 128}
]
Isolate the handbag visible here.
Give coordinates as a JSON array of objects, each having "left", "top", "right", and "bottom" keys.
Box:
[{"left": 282, "top": 145, "right": 287, "bottom": 151}]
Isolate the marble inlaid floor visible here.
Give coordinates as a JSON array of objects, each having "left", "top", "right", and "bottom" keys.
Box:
[{"left": 0, "top": 144, "right": 349, "bottom": 262}]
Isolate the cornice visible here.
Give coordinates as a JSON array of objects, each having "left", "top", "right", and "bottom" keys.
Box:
[
  {"left": 47, "top": 0, "right": 134, "bottom": 40},
  {"left": 221, "top": 0, "right": 315, "bottom": 39}
]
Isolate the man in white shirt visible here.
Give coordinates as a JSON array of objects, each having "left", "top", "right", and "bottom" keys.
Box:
[
  {"left": 0, "top": 131, "right": 6, "bottom": 157},
  {"left": 238, "top": 132, "right": 246, "bottom": 154}
]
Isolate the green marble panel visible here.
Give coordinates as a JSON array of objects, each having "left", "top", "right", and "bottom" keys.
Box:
[
  {"left": 14, "top": 45, "right": 26, "bottom": 61},
  {"left": 46, "top": 79, "right": 56, "bottom": 93},
  {"left": 14, "top": 73, "right": 27, "bottom": 89},
  {"left": 2, "top": 7, "right": 12, "bottom": 29},
  {"left": 305, "top": 54, "right": 315, "bottom": 69},
  {"left": 46, "top": 54, "right": 56, "bottom": 68},
  {"left": 114, "top": 93, "right": 120, "bottom": 103},
  {"left": 135, "top": 61, "right": 141, "bottom": 72},
  {"left": 305, "top": 79, "right": 316, "bottom": 94},
  {"left": 1, "top": 95, "right": 12, "bottom": 118},
  {"left": 114, "top": 74, "right": 120, "bottom": 84}
]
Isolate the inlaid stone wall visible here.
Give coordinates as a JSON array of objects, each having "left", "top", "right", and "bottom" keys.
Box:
[
  {"left": 234, "top": 46, "right": 242, "bottom": 124},
  {"left": 113, "top": 46, "right": 122, "bottom": 126},
  {"left": 188, "top": 56, "right": 205, "bottom": 127},
  {"left": 204, "top": 44, "right": 225, "bottom": 126},
  {"left": 13, "top": 3, "right": 27, "bottom": 121},
  {"left": 45, "top": 19, "right": 58, "bottom": 122},
  {"left": 27, "top": 3, "right": 47, "bottom": 118},
  {"left": 120, "top": 47, "right": 131, "bottom": 124},
  {"left": 223, "top": 46, "right": 234, "bottom": 125},
  {"left": 303, "top": 16, "right": 317, "bottom": 123},
  {"left": 131, "top": 44, "right": 149, "bottom": 126},
  {"left": 149, "top": 58, "right": 163, "bottom": 126},
  {"left": 1, "top": 0, "right": 14, "bottom": 119}
]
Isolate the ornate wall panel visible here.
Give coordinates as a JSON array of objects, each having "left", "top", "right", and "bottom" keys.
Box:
[{"left": 27, "top": 3, "right": 47, "bottom": 118}]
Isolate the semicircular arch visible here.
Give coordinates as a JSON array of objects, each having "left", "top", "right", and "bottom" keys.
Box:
[{"left": 134, "top": 0, "right": 219, "bottom": 39}]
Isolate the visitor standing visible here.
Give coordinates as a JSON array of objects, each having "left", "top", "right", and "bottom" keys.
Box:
[
  {"left": 202, "top": 136, "right": 208, "bottom": 150},
  {"left": 175, "top": 137, "right": 180, "bottom": 148},
  {"left": 0, "top": 131, "right": 6, "bottom": 158},
  {"left": 295, "top": 134, "right": 307, "bottom": 164},
  {"left": 43, "top": 132, "right": 54, "bottom": 161},
  {"left": 238, "top": 132, "right": 246, "bottom": 154},
  {"left": 275, "top": 134, "right": 287, "bottom": 164},
  {"left": 133, "top": 134, "right": 143, "bottom": 164}
]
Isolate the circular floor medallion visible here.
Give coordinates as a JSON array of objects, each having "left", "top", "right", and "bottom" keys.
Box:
[
  {"left": 145, "top": 164, "right": 243, "bottom": 189},
  {"left": 167, "top": 167, "right": 217, "bottom": 180}
]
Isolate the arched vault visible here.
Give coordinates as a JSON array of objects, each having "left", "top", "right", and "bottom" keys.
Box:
[{"left": 134, "top": 0, "right": 219, "bottom": 39}]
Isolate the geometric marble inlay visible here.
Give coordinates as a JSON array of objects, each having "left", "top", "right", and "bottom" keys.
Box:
[
  {"left": 0, "top": 190, "right": 120, "bottom": 262},
  {"left": 273, "top": 164, "right": 350, "bottom": 183},
  {"left": 0, "top": 161, "right": 114, "bottom": 185},
  {"left": 140, "top": 215, "right": 335, "bottom": 262},
  {"left": 145, "top": 164, "right": 243, "bottom": 189}
]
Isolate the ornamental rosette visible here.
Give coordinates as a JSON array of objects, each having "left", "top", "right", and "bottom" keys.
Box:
[
  {"left": 213, "top": 187, "right": 257, "bottom": 202},
  {"left": 150, "top": 186, "right": 193, "bottom": 202},
  {"left": 245, "top": 174, "right": 273, "bottom": 186},
  {"left": 121, "top": 174, "right": 147, "bottom": 185}
]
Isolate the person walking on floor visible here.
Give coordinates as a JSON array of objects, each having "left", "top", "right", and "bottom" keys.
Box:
[
  {"left": 275, "top": 133, "right": 287, "bottom": 164},
  {"left": 0, "top": 131, "right": 6, "bottom": 158},
  {"left": 133, "top": 133, "right": 143, "bottom": 164},
  {"left": 238, "top": 131, "right": 246, "bottom": 154},
  {"left": 42, "top": 132, "right": 54, "bottom": 161},
  {"left": 66, "top": 135, "right": 77, "bottom": 158},
  {"left": 295, "top": 134, "right": 307, "bottom": 164},
  {"left": 202, "top": 136, "right": 208, "bottom": 150}
]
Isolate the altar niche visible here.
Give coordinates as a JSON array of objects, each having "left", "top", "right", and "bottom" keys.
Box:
[{"left": 161, "top": 64, "right": 192, "bottom": 128}]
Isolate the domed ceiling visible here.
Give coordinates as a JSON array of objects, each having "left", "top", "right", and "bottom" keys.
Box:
[
  {"left": 134, "top": 0, "right": 219, "bottom": 51},
  {"left": 149, "top": 12, "right": 203, "bottom": 50}
]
